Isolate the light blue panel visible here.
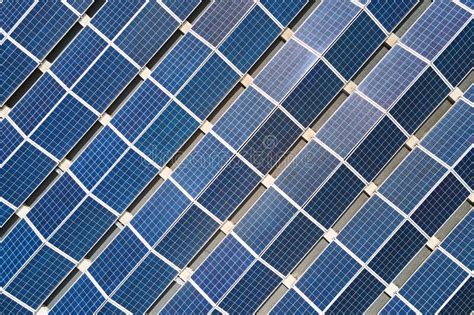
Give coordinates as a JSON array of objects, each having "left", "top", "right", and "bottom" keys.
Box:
[
  {"left": 271, "top": 289, "right": 317, "bottom": 315},
  {"left": 380, "top": 296, "right": 416, "bottom": 315},
  {"left": 255, "top": 40, "right": 317, "bottom": 102},
  {"left": 379, "top": 148, "right": 446, "bottom": 213},
  {"left": 161, "top": 282, "right": 213, "bottom": 315},
  {"left": 338, "top": 196, "right": 404, "bottom": 262},
  {"left": 317, "top": 93, "right": 382, "bottom": 157},
  {"left": 92, "top": 0, "right": 145, "bottom": 39},
  {"left": 442, "top": 212, "right": 473, "bottom": 270}
]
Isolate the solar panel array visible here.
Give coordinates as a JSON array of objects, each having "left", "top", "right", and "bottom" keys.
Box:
[{"left": 1, "top": 0, "right": 473, "bottom": 314}]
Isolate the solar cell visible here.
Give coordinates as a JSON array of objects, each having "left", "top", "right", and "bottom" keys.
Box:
[
  {"left": 1, "top": 119, "right": 23, "bottom": 164},
  {"left": 439, "top": 278, "right": 473, "bottom": 315},
  {"left": 260, "top": 0, "right": 308, "bottom": 26},
  {"left": 441, "top": 211, "right": 473, "bottom": 270},
  {"left": 1, "top": 0, "right": 35, "bottom": 33},
  {"left": 367, "top": 0, "right": 419, "bottom": 32},
  {"left": 379, "top": 296, "right": 416, "bottom": 315},
  {"left": 271, "top": 289, "right": 317, "bottom": 315},
  {"left": 161, "top": 282, "right": 213, "bottom": 314},
  {"left": 162, "top": 0, "right": 201, "bottom": 21},
  {"left": 454, "top": 148, "right": 473, "bottom": 189},
  {"left": 0, "top": 294, "right": 31, "bottom": 314}
]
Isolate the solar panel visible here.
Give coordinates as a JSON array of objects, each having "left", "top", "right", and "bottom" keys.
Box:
[{"left": 2, "top": 1, "right": 472, "bottom": 314}]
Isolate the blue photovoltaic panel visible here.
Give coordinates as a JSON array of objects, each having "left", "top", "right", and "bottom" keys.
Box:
[
  {"left": 297, "top": 243, "right": 360, "bottom": 310},
  {"left": 115, "top": 2, "right": 179, "bottom": 66},
  {"left": 0, "top": 294, "right": 30, "bottom": 314},
  {"left": 380, "top": 296, "right": 416, "bottom": 315},
  {"left": 399, "top": 251, "right": 467, "bottom": 314},
  {"left": 51, "top": 27, "right": 108, "bottom": 87},
  {"left": 440, "top": 212, "right": 473, "bottom": 270},
  {"left": 213, "top": 87, "right": 274, "bottom": 150},
  {"left": 1, "top": 0, "right": 34, "bottom": 32},
  {"left": 271, "top": 289, "right": 317, "bottom": 315},
  {"left": 454, "top": 149, "right": 472, "bottom": 189},
  {"left": 50, "top": 275, "right": 105, "bottom": 315},
  {"left": 132, "top": 180, "right": 191, "bottom": 246},
  {"left": 9, "top": 73, "right": 65, "bottom": 135},
  {"left": 70, "top": 126, "right": 128, "bottom": 190},
  {"left": 1, "top": 39, "right": 37, "bottom": 104},
  {"left": 162, "top": 0, "right": 201, "bottom": 20},
  {"left": 0, "top": 202, "right": 15, "bottom": 228},
  {"left": 219, "top": 6, "right": 281, "bottom": 72},
  {"left": 93, "top": 150, "right": 159, "bottom": 213},
  {"left": 367, "top": 0, "right": 418, "bottom": 32},
  {"left": 260, "top": 0, "right": 308, "bottom": 26},
  {"left": 11, "top": 1, "right": 77, "bottom": 58},
  {"left": 1, "top": 220, "right": 42, "bottom": 287},
  {"left": 89, "top": 227, "right": 148, "bottom": 295},
  {"left": 304, "top": 165, "right": 365, "bottom": 228},
  {"left": 439, "top": 278, "right": 473, "bottom": 315},
  {"left": 152, "top": 34, "right": 211, "bottom": 94},
  {"left": 2, "top": 142, "right": 56, "bottom": 207},
  {"left": 401, "top": 1, "right": 471, "bottom": 60},
  {"left": 235, "top": 188, "right": 298, "bottom": 254},
  {"left": 112, "top": 80, "right": 170, "bottom": 142},
  {"left": 177, "top": 53, "right": 240, "bottom": 120},
  {"left": 193, "top": 236, "right": 254, "bottom": 302},
  {"left": 282, "top": 61, "right": 344, "bottom": 127},
  {"left": 92, "top": 1, "right": 145, "bottom": 40},
  {"left": 30, "top": 95, "right": 97, "bottom": 159},
  {"left": 6, "top": 246, "right": 75, "bottom": 309},
  {"left": 97, "top": 302, "right": 125, "bottom": 315},
  {"left": 161, "top": 282, "right": 213, "bottom": 314},
  {"left": 325, "top": 11, "right": 386, "bottom": 80},
  {"left": 262, "top": 213, "right": 323, "bottom": 275},
  {"left": 49, "top": 197, "right": 116, "bottom": 260},
  {"left": 73, "top": 47, "right": 138, "bottom": 113},
  {"left": 111, "top": 253, "right": 177, "bottom": 314},
  {"left": 156, "top": 205, "right": 219, "bottom": 268},
  {"left": 219, "top": 261, "right": 281, "bottom": 314},
  {"left": 27, "top": 173, "right": 86, "bottom": 238},
  {"left": 136, "top": 101, "right": 200, "bottom": 166},
  {"left": 1, "top": 119, "right": 23, "bottom": 164},
  {"left": 67, "top": 0, "right": 94, "bottom": 14}
]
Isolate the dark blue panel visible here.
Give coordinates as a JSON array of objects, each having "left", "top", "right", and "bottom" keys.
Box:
[
  {"left": 31, "top": 95, "right": 97, "bottom": 159},
  {"left": 28, "top": 173, "right": 86, "bottom": 238},
  {"left": 161, "top": 282, "right": 213, "bottom": 315},
  {"left": 0, "top": 294, "right": 30, "bottom": 314},
  {"left": 116, "top": 2, "right": 179, "bottom": 65},
  {"left": 93, "top": 150, "right": 159, "bottom": 213},
  {"left": 7, "top": 246, "right": 75, "bottom": 309},
  {"left": 1, "top": 39, "right": 37, "bottom": 104},
  {"left": 305, "top": 165, "right": 365, "bottom": 228},
  {"left": 51, "top": 275, "right": 105, "bottom": 314},
  {"left": 369, "top": 222, "right": 426, "bottom": 282},
  {"left": 1, "top": 220, "right": 42, "bottom": 287},
  {"left": 1, "top": 120, "right": 23, "bottom": 164},
  {"left": 157, "top": 205, "right": 219, "bottom": 268},
  {"left": 193, "top": 236, "right": 254, "bottom": 301},
  {"left": 219, "top": 261, "right": 281, "bottom": 314},
  {"left": 73, "top": 47, "right": 137, "bottom": 113},
  {"left": 219, "top": 6, "right": 281, "bottom": 72},
  {"left": 390, "top": 67, "right": 450, "bottom": 134},
  {"left": 263, "top": 214, "right": 323, "bottom": 275},
  {"left": 326, "top": 270, "right": 384, "bottom": 314},
  {"left": 412, "top": 173, "right": 469, "bottom": 236},
  {"left": 11, "top": 1, "right": 77, "bottom": 58},
  {"left": 368, "top": 0, "right": 418, "bottom": 32},
  {"left": 442, "top": 212, "right": 473, "bottom": 271},
  {"left": 198, "top": 157, "right": 261, "bottom": 221},
  {"left": 9, "top": 74, "right": 65, "bottom": 135},
  {"left": 177, "top": 54, "right": 239, "bottom": 119},
  {"left": 92, "top": 1, "right": 144, "bottom": 39},
  {"left": 240, "top": 109, "right": 301, "bottom": 174},
  {"left": 276, "top": 142, "right": 340, "bottom": 205},
  {"left": 113, "top": 80, "right": 170, "bottom": 141},
  {"left": 67, "top": 0, "right": 94, "bottom": 13},
  {"left": 325, "top": 12, "right": 385, "bottom": 80},
  {"left": 152, "top": 34, "right": 211, "bottom": 94},
  {"left": 2, "top": 142, "right": 56, "bottom": 207},
  {"left": 2, "top": 0, "right": 34, "bottom": 31},
  {"left": 348, "top": 117, "right": 406, "bottom": 180},
  {"left": 298, "top": 243, "right": 360, "bottom": 309},
  {"left": 213, "top": 87, "right": 274, "bottom": 150},
  {"left": 440, "top": 279, "right": 473, "bottom": 315},
  {"left": 71, "top": 126, "right": 128, "bottom": 190},
  {"left": 454, "top": 149, "right": 473, "bottom": 189},
  {"left": 112, "top": 254, "right": 177, "bottom": 314},
  {"left": 271, "top": 289, "right": 317, "bottom": 315},
  {"left": 260, "top": 0, "right": 308, "bottom": 26},
  {"left": 49, "top": 197, "right": 116, "bottom": 260},
  {"left": 434, "top": 22, "right": 473, "bottom": 86},
  {"left": 235, "top": 188, "right": 298, "bottom": 254},
  {"left": 52, "top": 27, "right": 108, "bottom": 87},
  {"left": 0, "top": 202, "right": 15, "bottom": 228},
  {"left": 163, "top": 0, "right": 200, "bottom": 20},
  {"left": 192, "top": 0, "right": 254, "bottom": 46},
  {"left": 380, "top": 296, "right": 416, "bottom": 315},
  {"left": 132, "top": 181, "right": 191, "bottom": 246},
  {"left": 136, "top": 102, "right": 200, "bottom": 166},
  {"left": 172, "top": 134, "right": 234, "bottom": 197},
  {"left": 282, "top": 61, "right": 343, "bottom": 126},
  {"left": 90, "top": 227, "right": 148, "bottom": 294},
  {"left": 98, "top": 302, "right": 125, "bottom": 315}
]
